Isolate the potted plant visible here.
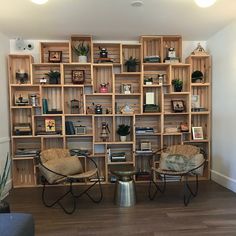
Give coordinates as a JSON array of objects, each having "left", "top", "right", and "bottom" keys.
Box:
[
  {"left": 73, "top": 42, "right": 89, "bottom": 63},
  {"left": 0, "top": 154, "right": 11, "bottom": 213},
  {"left": 117, "top": 124, "right": 130, "bottom": 142},
  {"left": 45, "top": 70, "right": 60, "bottom": 84},
  {"left": 172, "top": 79, "right": 183, "bottom": 92},
  {"left": 124, "top": 56, "right": 139, "bottom": 72}
]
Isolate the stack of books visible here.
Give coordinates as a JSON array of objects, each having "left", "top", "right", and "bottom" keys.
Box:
[{"left": 15, "top": 149, "right": 40, "bottom": 158}]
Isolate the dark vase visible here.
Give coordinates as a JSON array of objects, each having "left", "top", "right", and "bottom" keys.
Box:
[
  {"left": 174, "top": 86, "right": 182, "bottom": 92},
  {"left": 0, "top": 200, "right": 10, "bottom": 213},
  {"left": 127, "top": 65, "right": 136, "bottom": 72}
]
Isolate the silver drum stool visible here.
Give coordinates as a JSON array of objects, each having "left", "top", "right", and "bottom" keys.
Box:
[{"left": 111, "top": 166, "right": 136, "bottom": 207}]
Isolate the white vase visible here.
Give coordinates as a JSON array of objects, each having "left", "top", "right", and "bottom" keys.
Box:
[
  {"left": 79, "top": 55, "right": 87, "bottom": 63},
  {"left": 120, "top": 136, "right": 127, "bottom": 142}
]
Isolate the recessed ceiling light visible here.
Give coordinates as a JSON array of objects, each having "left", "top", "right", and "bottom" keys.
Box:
[
  {"left": 131, "top": 0, "right": 144, "bottom": 7},
  {"left": 194, "top": 0, "right": 216, "bottom": 8},
  {"left": 31, "top": 0, "right": 48, "bottom": 5}
]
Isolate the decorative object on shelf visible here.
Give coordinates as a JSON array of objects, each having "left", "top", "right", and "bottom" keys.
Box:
[
  {"left": 180, "top": 122, "right": 189, "bottom": 132},
  {"left": 14, "top": 123, "right": 32, "bottom": 135},
  {"left": 45, "top": 70, "right": 60, "bottom": 84},
  {"left": 110, "top": 152, "right": 126, "bottom": 162},
  {"left": 124, "top": 56, "right": 139, "bottom": 72},
  {"left": 42, "top": 98, "right": 48, "bottom": 114},
  {"left": 16, "top": 70, "right": 28, "bottom": 84},
  {"left": 97, "top": 47, "right": 113, "bottom": 63},
  {"left": 14, "top": 92, "right": 29, "bottom": 106},
  {"left": 94, "top": 104, "right": 103, "bottom": 114},
  {"left": 164, "top": 46, "right": 180, "bottom": 63},
  {"left": 29, "top": 93, "right": 39, "bottom": 107},
  {"left": 191, "top": 43, "right": 208, "bottom": 56},
  {"left": 172, "top": 100, "right": 185, "bottom": 112},
  {"left": 73, "top": 123, "right": 86, "bottom": 135},
  {"left": 157, "top": 74, "right": 165, "bottom": 85},
  {"left": 121, "top": 83, "right": 132, "bottom": 94},
  {"left": 144, "top": 77, "right": 153, "bottom": 85},
  {"left": 70, "top": 99, "right": 81, "bottom": 114},
  {"left": 117, "top": 124, "right": 130, "bottom": 142},
  {"left": 71, "top": 70, "right": 85, "bottom": 84},
  {"left": 135, "top": 127, "right": 154, "bottom": 134},
  {"left": 172, "top": 78, "right": 183, "bottom": 92},
  {"left": 40, "top": 77, "right": 47, "bottom": 84},
  {"left": 140, "top": 140, "right": 152, "bottom": 151},
  {"left": 192, "top": 127, "right": 204, "bottom": 140},
  {"left": 143, "top": 55, "right": 160, "bottom": 63},
  {"left": 99, "top": 82, "right": 109, "bottom": 93},
  {"left": 165, "top": 127, "right": 178, "bottom": 133},
  {"left": 65, "top": 121, "right": 75, "bottom": 135},
  {"left": 168, "top": 47, "right": 176, "bottom": 58},
  {"left": 45, "top": 118, "right": 56, "bottom": 132},
  {"left": 72, "top": 41, "right": 89, "bottom": 63},
  {"left": 120, "top": 104, "right": 134, "bottom": 114},
  {"left": 191, "top": 70, "right": 204, "bottom": 83},
  {"left": 48, "top": 51, "right": 62, "bottom": 63},
  {"left": 100, "top": 122, "right": 110, "bottom": 142},
  {"left": 145, "top": 92, "right": 155, "bottom": 104},
  {"left": 191, "top": 95, "right": 200, "bottom": 110},
  {"left": 143, "top": 104, "right": 160, "bottom": 113},
  {"left": 0, "top": 153, "right": 11, "bottom": 213}
]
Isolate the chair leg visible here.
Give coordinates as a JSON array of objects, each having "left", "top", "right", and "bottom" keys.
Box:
[
  {"left": 183, "top": 174, "right": 199, "bottom": 206},
  {"left": 42, "top": 181, "right": 76, "bottom": 214},
  {"left": 148, "top": 173, "right": 166, "bottom": 200}
]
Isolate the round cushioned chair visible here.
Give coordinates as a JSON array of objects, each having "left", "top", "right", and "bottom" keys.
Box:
[
  {"left": 38, "top": 148, "right": 103, "bottom": 214},
  {"left": 148, "top": 144, "right": 205, "bottom": 206}
]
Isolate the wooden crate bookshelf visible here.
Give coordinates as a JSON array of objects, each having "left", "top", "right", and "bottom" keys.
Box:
[{"left": 8, "top": 35, "right": 211, "bottom": 187}]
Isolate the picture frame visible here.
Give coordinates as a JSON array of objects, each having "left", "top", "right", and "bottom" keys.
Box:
[
  {"left": 45, "top": 118, "right": 56, "bottom": 132},
  {"left": 48, "top": 51, "right": 62, "bottom": 63},
  {"left": 72, "top": 70, "right": 85, "bottom": 84},
  {"left": 191, "top": 95, "right": 200, "bottom": 109},
  {"left": 171, "top": 100, "right": 185, "bottom": 112},
  {"left": 192, "top": 127, "right": 204, "bottom": 140},
  {"left": 121, "top": 83, "right": 132, "bottom": 94}
]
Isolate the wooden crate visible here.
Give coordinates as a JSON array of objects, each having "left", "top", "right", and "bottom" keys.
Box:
[
  {"left": 115, "top": 115, "right": 134, "bottom": 142},
  {"left": 115, "top": 95, "right": 141, "bottom": 114},
  {"left": 65, "top": 136, "right": 93, "bottom": 153},
  {"left": 40, "top": 42, "right": 70, "bottom": 63},
  {"left": 94, "top": 116, "right": 113, "bottom": 143},
  {"left": 42, "top": 137, "right": 64, "bottom": 149}
]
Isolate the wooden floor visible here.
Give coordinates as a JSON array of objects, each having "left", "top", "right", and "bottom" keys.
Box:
[{"left": 6, "top": 181, "right": 236, "bottom": 236}]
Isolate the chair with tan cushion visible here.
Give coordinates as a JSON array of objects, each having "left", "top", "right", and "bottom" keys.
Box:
[
  {"left": 38, "top": 148, "right": 103, "bottom": 214},
  {"left": 148, "top": 144, "right": 205, "bottom": 206}
]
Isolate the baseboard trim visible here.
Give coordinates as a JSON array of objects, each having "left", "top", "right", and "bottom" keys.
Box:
[
  {"left": 211, "top": 169, "right": 236, "bottom": 193},
  {"left": 0, "top": 137, "right": 10, "bottom": 144}
]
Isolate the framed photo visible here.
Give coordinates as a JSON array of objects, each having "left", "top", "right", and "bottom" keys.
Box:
[
  {"left": 191, "top": 95, "right": 200, "bottom": 109},
  {"left": 72, "top": 70, "right": 85, "bottom": 84},
  {"left": 192, "top": 127, "right": 204, "bottom": 140},
  {"left": 172, "top": 100, "right": 185, "bottom": 112},
  {"left": 121, "top": 83, "right": 132, "bottom": 94},
  {"left": 45, "top": 118, "right": 56, "bottom": 132},
  {"left": 48, "top": 51, "right": 62, "bottom": 63}
]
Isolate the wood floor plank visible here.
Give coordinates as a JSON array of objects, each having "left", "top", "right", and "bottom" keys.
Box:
[{"left": 5, "top": 181, "right": 236, "bottom": 236}]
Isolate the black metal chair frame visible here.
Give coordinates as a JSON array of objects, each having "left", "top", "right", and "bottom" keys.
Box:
[
  {"left": 38, "top": 154, "right": 103, "bottom": 214},
  {"left": 148, "top": 147, "right": 206, "bottom": 206}
]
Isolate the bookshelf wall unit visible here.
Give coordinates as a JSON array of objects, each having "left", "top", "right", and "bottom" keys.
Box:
[{"left": 8, "top": 35, "right": 211, "bottom": 187}]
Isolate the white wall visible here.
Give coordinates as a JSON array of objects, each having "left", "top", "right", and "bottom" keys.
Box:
[
  {"left": 207, "top": 19, "right": 236, "bottom": 192},
  {"left": 0, "top": 32, "right": 11, "bottom": 198}
]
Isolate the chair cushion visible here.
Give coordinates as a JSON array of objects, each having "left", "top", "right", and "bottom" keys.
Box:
[
  {"left": 167, "top": 145, "right": 200, "bottom": 157},
  {"left": 159, "top": 152, "right": 204, "bottom": 175},
  {"left": 40, "top": 148, "right": 70, "bottom": 163},
  {"left": 39, "top": 156, "right": 83, "bottom": 184}
]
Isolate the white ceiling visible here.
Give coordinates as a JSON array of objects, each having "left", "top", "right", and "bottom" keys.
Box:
[{"left": 0, "top": 0, "right": 235, "bottom": 41}]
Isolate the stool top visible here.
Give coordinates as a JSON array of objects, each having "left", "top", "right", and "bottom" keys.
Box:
[{"left": 110, "top": 166, "right": 136, "bottom": 180}]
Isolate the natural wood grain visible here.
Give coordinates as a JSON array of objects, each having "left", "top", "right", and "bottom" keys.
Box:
[{"left": 5, "top": 181, "right": 236, "bottom": 236}]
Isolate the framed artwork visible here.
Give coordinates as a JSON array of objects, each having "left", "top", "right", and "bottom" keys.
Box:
[
  {"left": 45, "top": 118, "right": 56, "bottom": 132},
  {"left": 191, "top": 95, "right": 200, "bottom": 109},
  {"left": 121, "top": 83, "right": 132, "bottom": 94},
  {"left": 172, "top": 100, "right": 185, "bottom": 112},
  {"left": 192, "top": 127, "right": 204, "bottom": 140},
  {"left": 48, "top": 51, "right": 62, "bottom": 63},
  {"left": 72, "top": 70, "right": 85, "bottom": 84}
]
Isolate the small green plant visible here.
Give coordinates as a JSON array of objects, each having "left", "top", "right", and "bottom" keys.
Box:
[
  {"left": 73, "top": 42, "right": 89, "bottom": 56},
  {"left": 45, "top": 70, "right": 60, "bottom": 84},
  {"left": 0, "top": 154, "right": 10, "bottom": 200},
  {"left": 117, "top": 124, "right": 130, "bottom": 136},
  {"left": 172, "top": 79, "right": 183, "bottom": 92}
]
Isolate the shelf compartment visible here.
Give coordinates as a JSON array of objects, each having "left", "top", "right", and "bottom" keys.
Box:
[
  {"left": 40, "top": 42, "right": 70, "bottom": 63},
  {"left": 143, "top": 86, "right": 162, "bottom": 113},
  {"left": 135, "top": 135, "right": 161, "bottom": 153},
  {"left": 115, "top": 73, "right": 141, "bottom": 94},
  {"left": 191, "top": 114, "right": 210, "bottom": 140},
  {"left": 93, "top": 65, "right": 113, "bottom": 93},
  {"left": 70, "top": 35, "right": 92, "bottom": 63},
  {"left": 115, "top": 95, "right": 141, "bottom": 114},
  {"left": 163, "top": 135, "right": 182, "bottom": 147},
  {"left": 65, "top": 136, "right": 93, "bottom": 153},
  {"left": 32, "top": 64, "right": 61, "bottom": 85},
  {"left": 42, "top": 137, "right": 64, "bottom": 149},
  {"left": 8, "top": 55, "right": 33, "bottom": 84},
  {"left": 87, "top": 156, "right": 106, "bottom": 183},
  {"left": 191, "top": 86, "right": 210, "bottom": 111},
  {"left": 64, "top": 87, "right": 84, "bottom": 114},
  {"left": 122, "top": 44, "right": 141, "bottom": 72},
  {"left": 94, "top": 116, "right": 113, "bottom": 143},
  {"left": 85, "top": 95, "right": 113, "bottom": 115},
  {"left": 115, "top": 116, "right": 134, "bottom": 142},
  {"left": 13, "top": 159, "right": 36, "bottom": 187},
  {"left": 63, "top": 63, "right": 92, "bottom": 85},
  {"left": 93, "top": 43, "right": 121, "bottom": 64}
]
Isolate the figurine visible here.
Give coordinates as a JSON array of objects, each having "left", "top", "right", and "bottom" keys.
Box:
[{"left": 191, "top": 43, "right": 208, "bottom": 55}]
